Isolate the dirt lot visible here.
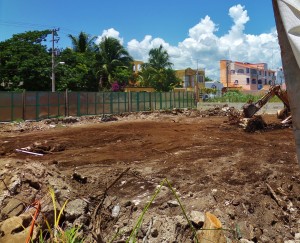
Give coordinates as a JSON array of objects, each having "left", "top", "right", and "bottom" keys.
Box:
[{"left": 1, "top": 108, "right": 300, "bottom": 242}]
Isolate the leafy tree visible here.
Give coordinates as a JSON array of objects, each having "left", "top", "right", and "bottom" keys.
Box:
[
  {"left": 96, "top": 37, "right": 133, "bottom": 89},
  {"left": 56, "top": 48, "right": 98, "bottom": 91},
  {"left": 140, "top": 45, "right": 180, "bottom": 91},
  {"left": 68, "top": 31, "right": 97, "bottom": 53},
  {"left": 54, "top": 31, "right": 99, "bottom": 91},
  {"left": 111, "top": 66, "right": 134, "bottom": 91},
  {"left": 205, "top": 76, "right": 213, "bottom": 81},
  {"left": 0, "top": 30, "right": 52, "bottom": 91}
]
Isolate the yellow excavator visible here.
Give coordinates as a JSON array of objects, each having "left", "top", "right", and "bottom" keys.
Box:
[{"left": 242, "top": 85, "right": 291, "bottom": 123}]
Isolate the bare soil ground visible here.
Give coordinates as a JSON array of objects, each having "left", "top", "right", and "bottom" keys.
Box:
[{"left": 1, "top": 108, "right": 300, "bottom": 242}]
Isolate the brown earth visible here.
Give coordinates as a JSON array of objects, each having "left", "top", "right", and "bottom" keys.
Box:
[{"left": 0, "top": 108, "right": 300, "bottom": 242}]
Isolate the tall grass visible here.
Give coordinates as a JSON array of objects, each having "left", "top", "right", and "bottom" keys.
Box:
[
  {"left": 37, "top": 187, "right": 84, "bottom": 243},
  {"left": 124, "top": 178, "right": 198, "bottom": 243},
  {"left": 207, "top": 90, "right": 283, "bottom": 103}
]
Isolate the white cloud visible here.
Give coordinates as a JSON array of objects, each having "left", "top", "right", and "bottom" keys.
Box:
[
  {"left": 98, "top": 5, "right": 281, "bottom": 80},
  {"left": 95, "top": 28, "right": 124, "bottom": 45}
]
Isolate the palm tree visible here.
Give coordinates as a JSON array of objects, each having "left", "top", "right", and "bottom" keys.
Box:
[
  {"left": 68, "top": 31, "right": 96, "bottom": 53},
  {"left": 97, "top": 37, "right": 133, "bottom": 86},
  {"left": 144, "top": 45, "right": 173, "bottom": 70},
  {"left": 140, "top": 45, "right": 177, "bottom": 91}
]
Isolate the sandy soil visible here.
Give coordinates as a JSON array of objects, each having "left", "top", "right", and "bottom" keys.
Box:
[{"left": 0, "top": 109, "right": 300, "bottom": 242}]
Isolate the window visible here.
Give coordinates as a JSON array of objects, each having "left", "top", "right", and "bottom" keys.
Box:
[
  {"left": 268, "top": 80, "right": 272, "bottom": 85},
  {"left": 234, "top": 80, "right": 239, "bottom": 85},
  {"left": 251, "top": 69, "right": 257, "bottom": 75},
  {"left": 246, "top": 78, "right": 250, "bottom": 84},
  {"left": 258, "top": 79, "right": 262, "bottom": 84},
  {"left": 252, "top": 79, "right": 256, "bottom": 84},
  {"left": 264, "top": 71, "right": 267, "bottom": 76},
  {"left": 264, "top": 79, "right": 267, "bottom": 85},
  {"left": 231, "top": 70, "right": 235, "bottom": 74},
  {"left": 246, "top": 68, "right": 250, "bottom": 73},
  {"left": 237, "top": 69, "right": 244, "bottom": 74},
  {"left": 259, "top": 70, "right": 262, "bottom": 75},
  {"left": 198, "top": 75, "right": 204, "bottom": 83}
]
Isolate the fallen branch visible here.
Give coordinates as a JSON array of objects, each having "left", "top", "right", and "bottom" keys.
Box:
[
  {"left": 266, "top": 183, "right": 285, "bottom": 208},
  {"left": 91, "top": 167, "right": 130, "bottom": 243}
]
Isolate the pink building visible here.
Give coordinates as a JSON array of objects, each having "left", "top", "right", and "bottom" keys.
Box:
[{"left": 220, "top": 60, "right": 276, "bottom": 91}]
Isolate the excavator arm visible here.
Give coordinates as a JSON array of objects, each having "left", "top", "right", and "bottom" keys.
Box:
[{"left": 242, "top": 85, "right": 289, "bottom": 118}]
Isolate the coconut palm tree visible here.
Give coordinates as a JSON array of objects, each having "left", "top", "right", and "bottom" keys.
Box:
[
  {"left": 68, "top": 31, "right": 96, "bottom": 53},
  {"left": 140, "top": 45, "right": 179, "bottom": 91},
  {"left": 144, "top": 45, "right": 173, "bottom": 70},
  {"left": 96, "top": 37, "right": 133, "bottom": 87}
]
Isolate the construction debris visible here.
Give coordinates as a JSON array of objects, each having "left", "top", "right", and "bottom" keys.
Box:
[
  {"left": 15, "top": 149, "right": 43, "bottom": 156},
  {"left": 239, "top": 116, "right": 267, "bottom": 132}
]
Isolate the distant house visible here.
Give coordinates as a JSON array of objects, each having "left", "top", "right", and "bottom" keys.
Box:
[
  {"left": 175, "top": 68, "right": 205, "bottom": 91},
  {"left": 220, "top": 60, "right": 276, "bottom": 91},
  {"left": 132, "top": 60, "right": 143, "bottom": 73},
  {"left": 205, "top": 81, "right": 223, "bottom": 90}
]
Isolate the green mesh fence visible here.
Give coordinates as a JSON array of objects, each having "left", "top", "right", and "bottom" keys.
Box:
[{"left": 0, "top": 91, "right": 195, "bottom": 122}]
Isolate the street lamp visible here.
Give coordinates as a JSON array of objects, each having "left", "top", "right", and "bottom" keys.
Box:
[{"left": 51, "top": 61, "right": 65, "bottom": 92}]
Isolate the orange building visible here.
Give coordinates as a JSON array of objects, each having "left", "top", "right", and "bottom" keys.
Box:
[{"left": 220, "top": 60, "right": 276, "bottom": 91}]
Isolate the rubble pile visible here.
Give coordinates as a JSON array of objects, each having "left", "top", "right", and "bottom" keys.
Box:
[
  {"left": 19, "top": 140, "right": 66, "bottom": 154},
  {"left": 0, "top": 160, "right": 237, "bottom": 242},
  {"left": 239, "top": 116, "right": 267, "bottom": 133}
]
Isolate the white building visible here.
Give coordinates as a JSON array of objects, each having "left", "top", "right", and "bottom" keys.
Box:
[{"left": 275, "top": 67, "right": 285, "bottom": 85}]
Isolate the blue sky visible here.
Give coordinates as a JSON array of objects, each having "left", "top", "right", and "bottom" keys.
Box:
[{"left": 0, "top": 0, "right": 280, "bottom": 80}]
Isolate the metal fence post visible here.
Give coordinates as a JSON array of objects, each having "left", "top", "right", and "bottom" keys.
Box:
[
  {"left": 128, "top": 91, "right": 131, "bottom": 112},
  {"left": 102, "top": 92, "right": 105, "bottom": 115},
  {"left": 86, "top": 92, "right": 89, "bottom": 115},
  {"left": 65, "top": 89, "right": 69, "bottom": 117},
  {"left": 149, "top": 92, "right": 152, "bottom": 111},
  {"left": 11, "top": 92, "right": 14, "bottom": 121},
  {"left": 95, "top": 92, "right": 97, "bottom": 115},
  {"left": 22, "top": 90, "right": 26, "bottom": 121},
  {"left": 36, "top": 92, "right": 39, "bottom": 121},
  {"left": 110, "top": 92, "right": 113, "bottom": 114},
  {"left": 77, "top": 92, "right": 81, "bottom": 117},
  {"left": 117, "top": 92, "right": 120, "bottom": 113},
  {"left": 160, "top": 92, "right": 162, "bottom": 110},
  {"left": 137, "top": 92, "right": 139, "bottom": 112}
]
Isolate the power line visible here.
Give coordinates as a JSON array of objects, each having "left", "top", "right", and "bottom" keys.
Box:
[{"left": 0, "top": 19, "right": 80, "bottom": 37}]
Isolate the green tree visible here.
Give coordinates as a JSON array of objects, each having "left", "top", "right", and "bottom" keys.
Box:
[
  {"left": 56, "top": 48, "right": 98, "bottom": 91},
  {"left": 68, "top": 31, "right": 96, "bottom": 53},
  {"left": 96, "top": 37, "right": 133, "bottom": 90},
  {"left": 0, "top": 30, "right": 52, "bottom": 91},
  {"left": 205, "top": 76, "right": 213, "bottom": 81},
  {"left": 140, "top": 45, "right": 180, "bottom": 91},
  {"left": 146, "top": 45, "right": 173, "bottom": 70}
]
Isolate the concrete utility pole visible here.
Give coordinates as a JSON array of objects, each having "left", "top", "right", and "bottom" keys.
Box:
[{"left": 51, "top": 28, "right": 60, "bottom": 92}]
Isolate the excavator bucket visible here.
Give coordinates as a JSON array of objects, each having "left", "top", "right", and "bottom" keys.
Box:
[{"left": 242, "top": 103, "right": 259, "bottom": 118}]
